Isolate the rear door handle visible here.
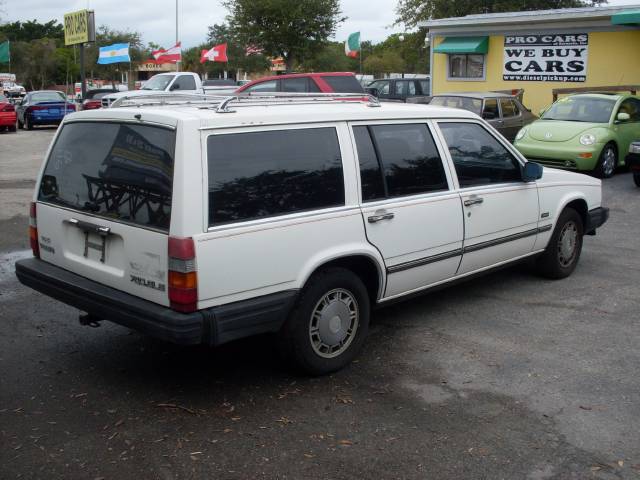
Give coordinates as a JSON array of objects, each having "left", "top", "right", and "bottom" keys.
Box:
[
  {"left": 368, "top": 211, "right": 395, "bottom": 223},
  {"left": 464, "top": 197, "right": 484, "bottom": 207}
]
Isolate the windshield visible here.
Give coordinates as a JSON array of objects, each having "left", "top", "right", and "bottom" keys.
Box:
[
  {"left": 542, "top": 96, "right": 616, "bottom": 123},
  {"left": 142, "top": 75, "right": 175, "bottom": 91},
  {"left": 39, "top": 122, "right": 176, "bottom": 230},
  {"left": 31, "top": 92, "right": 66, "bottom": 103},
  {"left": 430, "top": 96, "right": 482, "bottom": 115}
]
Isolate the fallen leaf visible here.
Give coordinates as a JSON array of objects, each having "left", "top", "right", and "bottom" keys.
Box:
[
  {"left": 338, "top": 440, "right": 353, "bottom": 446},
  {"left": 304, "top": 453, "right": 315, "bottom": 458},
  {"left": 114, "top": 419, "right": 124, "bottom": 427},
  {"left": 579, "top": 405, "right": 592, "bottom": 411},
  {"left": 618, "top": 460, "right": 624, "bottom": 467}
]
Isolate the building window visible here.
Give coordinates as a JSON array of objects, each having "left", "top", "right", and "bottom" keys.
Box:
[{"left": 448, "top": 54, "right": 485, "bottom": 80}]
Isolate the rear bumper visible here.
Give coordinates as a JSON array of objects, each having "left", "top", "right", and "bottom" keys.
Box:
[
  {"left": 15, "top": 258, "right": 297, "bottom": 347},
  {"left": 626, "top": 152, "right": 640, "bottom": 172},
  {"left": 0, "top": 112, "right": 16, "bottom": 126},
  {"left": 585, "top": 207, "right": 609, "bottom": 234}
]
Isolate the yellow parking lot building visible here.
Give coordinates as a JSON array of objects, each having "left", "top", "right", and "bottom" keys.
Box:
[{"left": 421, "top": 5, "right": 640, "bottom": 113}]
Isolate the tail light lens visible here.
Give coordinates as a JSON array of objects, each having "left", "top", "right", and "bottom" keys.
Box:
[
  {"left": 30, "top": 105, "right": 46, "bottom": 111},
  {"left": 0, "top": 103, "right": 14, "bottom": 112},
  {"left": 168, "top": 237, "right": 197, "bottom": 313},
  {"left": 29, "top": 202, "right": 39, "bottom": 258}
]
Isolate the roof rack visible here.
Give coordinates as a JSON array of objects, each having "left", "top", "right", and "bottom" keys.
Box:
[{"left": 109, "top": 92, "right": 381, "bottom": 111}]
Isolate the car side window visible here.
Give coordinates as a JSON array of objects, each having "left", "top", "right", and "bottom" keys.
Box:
[
  {"left": 500, "top": 98, "right": 518, "bottom": 117},
  {"left": 282, "top": 78, "right": 308, "bottom": 92},
  {"left": 371, "top": 81, "right": 390, "bottom": 95},
  {"left": 618, "top": 98, "right": 640, "bottom": 122},
  {"left": 483, "top": 99, "right": 499, "bottom": 120},
  {"left": 308, "top": 79, "right": 321, "bottom": 93},
  {"left": 353, "top": 124, "right": 448, "bottom": 201},
  {"left": 419, "top": 80, "right": 430, "bottom": 95},
  {"left": 175, "top": 75, "right": 196, "bottom": 90},
  {"left": 408, "top": 81, "right": 416, "bottom": 96},
  {"left": 207, "top": 128, "right": 344, "bottom": 226},
  {"left": 439, "top": 122, "right": 522, "bottom": 188},
  {"left": 246, "top": 80, "right": 279, "bottom": 93},
  {"left": 394, "top": 81, "right": 405, "bottom": 96}
]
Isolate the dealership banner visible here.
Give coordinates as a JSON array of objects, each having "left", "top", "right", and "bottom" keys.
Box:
[{"left": 503, "top": 33, "right": 588, "bottom": 82}]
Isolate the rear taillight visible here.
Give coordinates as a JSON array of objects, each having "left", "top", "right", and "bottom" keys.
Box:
[
  {"left": 30, "top": 105, "right": 46, "bottom": 111},
  {"left": 0, "top": 103, "right": 14, "bottom": 112},
  {"left": 29, "top": 202, "right": 39, "bottom": 258},
  {"left": 168, "top": 237, "right": 197, "bottom": 313}
]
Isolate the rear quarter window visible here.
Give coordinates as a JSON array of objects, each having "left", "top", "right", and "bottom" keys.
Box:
[
  {"left": 207, "top": 128, "right": 345, "bottom": 226},
  {"left": 39, "top": 122, "right": 175, "bottom": 230}
]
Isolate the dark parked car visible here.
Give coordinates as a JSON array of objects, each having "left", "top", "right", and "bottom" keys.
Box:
[
  {"left": 202, "top": 79, "right": 237, "bottom": 87},
  {"left": 429, "top": 92, "right": 537, "bottom": 142},
  {"left": 627, "top": 141, "right": 640, "bottom": 187},
  {"left": 366, "top": 77, "right": 431, "bottom": 103},
  {"left": 16, "top": 91, "right": 76, "bottom": 130},
  {"left": 81, "top": 88, "right": 119, "bottom": 110}
]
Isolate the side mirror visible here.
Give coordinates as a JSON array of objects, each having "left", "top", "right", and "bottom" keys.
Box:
[
  {"left": 617, "top": 112, "right": 630, "bottom": 122},
  {"left": 523, "top": 162, "right": 543, "bottom": 182},
  {"left": 365, "top": 87, "right": 379, "bottom": 97},
  {"left": 482, "top": 111, "right": 496, "bottom": 120}
]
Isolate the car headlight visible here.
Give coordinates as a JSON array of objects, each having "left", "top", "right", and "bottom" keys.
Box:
[
  {"left": 580, "top": 134, "right": 596, "bottom": 146},
  {"left": 515, "top": 128, "right": 528, "bottom": 141}
]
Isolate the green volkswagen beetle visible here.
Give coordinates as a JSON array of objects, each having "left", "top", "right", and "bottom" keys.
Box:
[{"left": 514, "top": 93, "right": 640, "bottom": 178}]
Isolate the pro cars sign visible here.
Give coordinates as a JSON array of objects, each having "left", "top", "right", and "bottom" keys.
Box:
[
  {"left": 63, "top": 9, "right": 95, "bottom": 46},
  {"left": 503, "top": 33, "right": 588, "bottom": 82}
]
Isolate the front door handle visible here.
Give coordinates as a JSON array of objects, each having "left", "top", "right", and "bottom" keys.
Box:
[
  {"left": 464, "top": 197, "right": 484, "bottom": 207},
  {"left": 368, "top": 211, "right": 395, "bottom": 223}
]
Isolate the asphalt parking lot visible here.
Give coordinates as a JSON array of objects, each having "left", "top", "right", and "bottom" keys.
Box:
[{"left": 1, "top": 127, "right": 639, "bottom": 479}]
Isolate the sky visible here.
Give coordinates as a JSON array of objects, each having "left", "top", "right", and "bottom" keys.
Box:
[{"left": 2, "top": 0, "right": 639, "bottom": 49}]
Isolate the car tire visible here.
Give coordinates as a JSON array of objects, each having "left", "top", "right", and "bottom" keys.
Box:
[
  {"left": 634, "top": 173, "right": 640, "bottom": 187},
  {"left": 594, "top": 143, "right": 617, "bottom": 179},
  {"left": 535, "top": 207, "right": 584, "bottom": 279},
  {"left": 278, "top": 267, "right": 370, "bottom": 376},
  {"left": 25, "top": 115, "right": 33, "bottom": 130}
]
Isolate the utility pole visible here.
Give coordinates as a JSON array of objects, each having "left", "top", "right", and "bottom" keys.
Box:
[{"left": 176, "top": 0, "right": 180, "bottom": 72}]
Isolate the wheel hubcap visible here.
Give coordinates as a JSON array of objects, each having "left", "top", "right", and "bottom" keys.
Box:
[
  {"left": 603, "top": 148, "right": 615, "bottom": 176},
  {"left": 557, "top": 221, "right": 578, "bottom": 267},
  {"left": 309, "top": 288, "right": 359, "bottom": 359}
]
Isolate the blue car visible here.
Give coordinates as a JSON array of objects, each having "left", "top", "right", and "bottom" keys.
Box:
[{"left": 16, "top": 91, "right": 76, "bottom": 130}]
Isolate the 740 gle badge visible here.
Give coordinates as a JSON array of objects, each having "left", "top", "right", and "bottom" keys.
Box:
[{"left": 130, "top": 274, "right": 166, "bottom": 292}]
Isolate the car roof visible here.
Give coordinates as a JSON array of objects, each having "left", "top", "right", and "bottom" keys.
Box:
[
  {"left": 66, "top": 100, "right": 478, "bottom": 129},
  {"left": 238, "top": 72, "right": 357, "bottom": 89},
  {"left": 564, "top": 93, "right": 624, "bottom": 100},
  {"left": 434, "top": 92, "right": 516, "bottom": 99}
]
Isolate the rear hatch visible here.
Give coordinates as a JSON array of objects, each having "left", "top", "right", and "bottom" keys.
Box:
[{"left": 35, "top": 121, "right": 176, "bottom": 306}]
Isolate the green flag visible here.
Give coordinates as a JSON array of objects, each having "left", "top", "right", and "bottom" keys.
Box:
[
  {"left": 345, "top": 32, "right": 360, "bottom": 58},
  {"left": 0, "top": 41, "right": 9, "bottom": 63}
]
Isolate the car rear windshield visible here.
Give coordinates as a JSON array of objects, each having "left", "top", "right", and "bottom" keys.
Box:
[
  {"left": 322, "top": 75, "right": 364, "bottom": 93},
  {"left": 430, "top": 96, "right": 482, "bottom": 115},
  {"left": 38, "top": 122, "right": 176, "bottom": 231},
  {"left": 31, "top": 92, "right": 66, "bottom": 103}
]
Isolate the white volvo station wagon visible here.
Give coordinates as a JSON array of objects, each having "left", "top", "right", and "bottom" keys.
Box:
[{"left": 16, "top": 93, "right": 609, "bottom": 374}]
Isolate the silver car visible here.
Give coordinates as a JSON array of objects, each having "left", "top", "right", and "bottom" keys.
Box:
[{"left": 430, "top": 92, "right": 537, "bottom": 142}]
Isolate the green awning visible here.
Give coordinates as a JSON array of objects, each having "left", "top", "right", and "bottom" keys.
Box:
[
  {"left": 611, "top": 10, "right": 640, "bottom": 25},
  {"left": 433, "top": 36, "right": 489, "bottom": 55}
]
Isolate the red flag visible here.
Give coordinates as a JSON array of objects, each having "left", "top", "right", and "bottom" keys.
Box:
[
  {"left": 200, "top": 43, "right": 228, "bottom": 63},
  {"left": 151, "top": 42, "right": 182, "bottom": 64}
]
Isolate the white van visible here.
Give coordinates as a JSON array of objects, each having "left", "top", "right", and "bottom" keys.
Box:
[{"left": 16, "top": 94, "right": 608, "bottom": 374}]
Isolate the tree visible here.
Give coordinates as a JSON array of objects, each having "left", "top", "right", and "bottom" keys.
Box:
[
  {"left": 396, "top": 0, "right": 607, "bottom": 28},
  {"left": 0, "top": 20, "right": 64, "bottom": 43},
  {"left": 223, "top": 0, "right": 344, "bottom": 71},
  {"left": 203, "top": 23, "right": 269, "bottom": 78},
  {"left": 84, "top": 26, "right": 146, "bottom": 87}
]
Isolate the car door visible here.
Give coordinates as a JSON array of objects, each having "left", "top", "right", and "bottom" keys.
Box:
[
  {"left": 482, "top": 98, "right": 504, "bottom": 135},
  {"left": 499, "top": 98, "right": 524, "bottom": 142},
  {"left": 171, "top": 74, "right": 198, "bottom": 93},
  {"left": 614, "top": 98, "right": 640, "bottom": 164},
  {"left": 351, "top": 121, "right": 464, "bottom": 299},
  {"left": 435, "top": 120, "right": 540, "bottom": 274}
]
